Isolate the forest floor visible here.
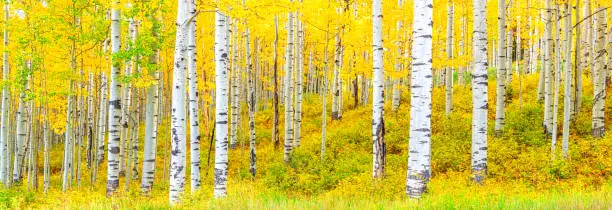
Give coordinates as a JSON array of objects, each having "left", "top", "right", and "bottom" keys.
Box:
[{"left": 1, "top": 73, "right": 611, "bottom": 209}]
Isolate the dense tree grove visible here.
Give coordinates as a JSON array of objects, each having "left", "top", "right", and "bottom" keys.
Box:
[{"left": 0, "top": 0, "right": 610, "bottom": 207}]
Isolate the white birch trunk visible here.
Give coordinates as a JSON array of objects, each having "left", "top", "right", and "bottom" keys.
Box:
[
  {"left": 552, "top": 4, "right": 562, "bottom": 153},
  {"left": 543, "top": 0, "right": 554, "bottom": 135},
  {"left": 245, "top": 27, "right": 256, "bottom": 177},
  {"left": 0, "top": 0, "right": 9, "bottom": 185},
  {"left": 97, "top": 74, "right": 107, "bottom": 165},
  {"left": 213, "top": 8, "right": 230, "bottom": 198},
  {"left": 229, "top": 19, "right": 240, "bottom": 149},
  {"left": 331, "top": 32, "right": 341, "bottom": 120},
  {"left": 372, "top": 0, "right": 386, "bottom": 179},
  {"left": 591, "top": 6, "right": 606, "bottom": 138},
  {"left": 14, "top": 80, "right": 27, "bottom": 184},
  {"left": 62, "top": 80, "right": 72, "bottom": 191},
  {"left": 562, "top": 3, "right": 572, "bottom": 159},
  {"left": 294, "top": 18, "right": 303, "bottom": 148},
  {"left": 106, "top": 1, "right": 122, "bottom": 196},
  {"left": 445, "top": 1, "right": 453, "bottom": 115},
  {"left": 185, "top": 0, "right": 200, "bottom": 192},
  {"left": 321, "top": 32, "right": 329, "bottom": 160},
  {"left": 494, "top": 0, "right": 507, "bottom": 135},
  {"left": 392, "top": 0, "right": 403, "bottom": 111},
  {"left": 406, "top": 0, "right": 432, "bottom": 198},
  {"left": 471, "top": 0, "right": 488, "bottom": 185},
  {"left": 283, "top": 11, "right": 294, "bottom": 164},
  {"left": 169, "top": 0, "right": 188, "bottom": 204}
]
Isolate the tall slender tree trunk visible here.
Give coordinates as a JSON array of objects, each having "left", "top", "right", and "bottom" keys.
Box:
[
  {"left": 372, "top": 0, "right": 385, "bottom": 179},
  {"left": 543, "top": 0, "right": 554, "bottom": 135},
  {"left": 245, "top": 27, "right": 256, "bottom": 177},
  {"left": 96, "top": 72, "right": 107, "bottom": 166},
  {"left": 106, "top": 1, "right": 122, "bottom": 196},
  {"left": 552, "top": 4, "right": 562, "bottom": 154},
  {"left": 0, "top": 0, "right": 9, "bottom": 186},
  {"left": 494, "top": 0, "right": 507, "bottom": 135},
  {"left": 572, "top": 0, "right": 581, "bottom": 119},
  {"left": 331, "top": 31, "right": 341, "bottom": 120},
  {"left": 141, "top": 7, "right": 160, "bottom": 194},
  {"left": 213, "top": 8, "right": 230, "bottom": 198},
  {"left": 577, "top": 0, "right": 591, "bottom": 115},
  {"left": 321, "top": 30, "right": 329, "bottom": 160},
  {"left": 186, "top": 0, "right": 200, "bottom": 192},
  {"left": 229, "top": 18, "right": 240, "bottom": 149},
  {"left": 391, "top": 0, "right": 403, "bottom": 111},
  {"left": 294, "top": 17, "right": 303, "bottom": 148},
  {"left": 283, "top": 11, "right": 294, "bottom": 164},
  {"left": 445, "top": 1, "right": 453, "bottom": 115},
  {"left": 62, "top": 41, "right": 76, "bottom": 191},
  {"left": 471, "top": 0, "right": 488, "bottom": 185},
  {"left": 406, "top": 0, "right": 433, "bottom": 198},
  {"left": 169, "top": 0, "right": 188, "bottom": 204},
  {"left": 272, "top": 16, "right": 280, "bottom": 149},
  {"left": 43, "top": 106, "right": 49, "bottom": 192},
  {"left": 562, "top": 2, "right": 573, "bottom": 159},
  {"left": 591, "top": 5, "right": 606, "bottom": 138}
]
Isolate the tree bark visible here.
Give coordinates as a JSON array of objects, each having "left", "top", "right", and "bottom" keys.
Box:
[
  {"left": 372, "top": 0, "right": 385, "bottom": 179},
  {"left": 407, "top": 0, "right": 433, "bottom": 198},
  {"left": 213, "top": 8, "right": 230, "bottom": 198},
  {"left": 471, "top": 0, "right": 488, "bottom": 185},
  {"left": 562, "top": 2, "right": 573, "bottom": 159},
  {"left": 494, "top": 0, "right": 507, "bottom": 136},
  {"left": 591, "top": 5, "right": 605, "bottom": 138},
  {"left": 186, "top": 0, "right": 200, "bottom": 192},
  {"left": 445, "top": 1, "right": 453, "bottom": 115},
  {"left": 283, "top": 11, "right": 294, "bottom": 164},
  {"left": 169, "top": 0, "right": 188, "bottom": 204}
]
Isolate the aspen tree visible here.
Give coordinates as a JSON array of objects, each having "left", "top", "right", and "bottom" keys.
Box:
[
  {"left": 471, "top": 0, "right": 488, "bottom": 185},
  {"left": 213, "top": 7, "right": 230, "bottom": 198},
  {"left": 107, "top": 0, "right": 122, "bottom": 196},
  {"left": 0, "top": 0, "right": 9, "bottom": 184},
  {"left": 494, "top": 0, "right": 507, "bottom": 135},
  {"left": 372, "top": 0, "right": 385, "bottom": 179},
  {"left": 543, "top": 0, "right": 554, "bottom": 135},
  {"left": 283, "top": 9, "right": 295, "bottom": 164},
  {"left": 591, "top": 5, "right": 605, "bottom": 138},
  {"left": 445, "top": 0, "right": 453, "bottom": 115},
  {"left": 186, "top": 0, "right": 200, "bottom": 192},
  {"left": 562, "top": 2, "right": 572, "bottom": 159},
  {"left": 272, "top": 15, "right": 280, "bottom": 149},
  {"left": 407, "top": 0, "right": 433, "bottom": 197},
  {"left": 141, "top": 4, "right": 161, "bottom": 194},
  {"left": 169, "top": 0, "right": 188, "bottom": 204},
  {"left": 392, "top": 0, "right": 404, "bottom": 111},
  {"left": 294, "top": 14, "right": 303, "bottom": 148}
]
